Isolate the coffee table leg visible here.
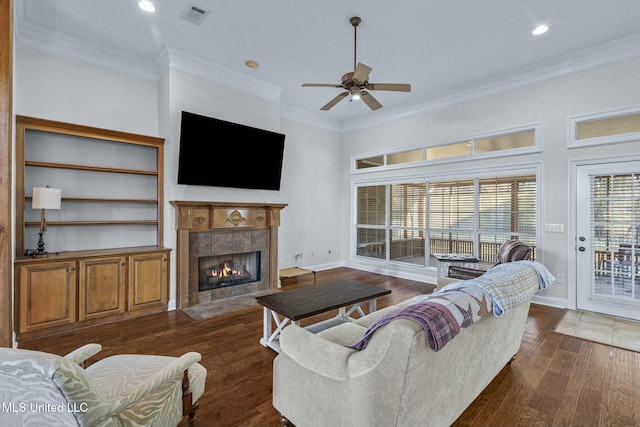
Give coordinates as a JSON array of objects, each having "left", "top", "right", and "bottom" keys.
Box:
[
  {"left": 260, "top": 307, "right": 292, "bottom": 353},
  {"left": 342, "top": 303, "right": 366, "bottom": 319}
]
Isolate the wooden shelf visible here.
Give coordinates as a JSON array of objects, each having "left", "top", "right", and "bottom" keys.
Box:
[
  {"left": 25, "top": 160, "right": 158, "bottom": 176},
  {"left": 26, "top": 196, "right": 158, "bottom": 204},
  {"left": 15, "top": 115, "right": 165, "bottom": 256},
  {"left": 26, "top": 220, "right": 159, "bottom": 227}
]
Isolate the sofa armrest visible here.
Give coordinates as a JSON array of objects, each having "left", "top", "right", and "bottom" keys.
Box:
[
  {"left": 280, "top": 321, "right": 416, "bottom": 381},
  {"left": 279, "top": 324, "right": 356, "bottom": 380}
]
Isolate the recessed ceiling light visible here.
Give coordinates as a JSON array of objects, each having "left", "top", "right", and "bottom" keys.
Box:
[
  {"left": 245, "top": 60, "right": 259, "bottom": 69},
  {"left": 532, "top": 24, "right": 549, "bottom": 36},
  {"left": 138, "top": 1, "right": 156, "bottom": 12}
]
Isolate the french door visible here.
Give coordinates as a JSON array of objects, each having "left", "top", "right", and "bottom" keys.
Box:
[{"left": 576, "top": 161, "right": 640, "bottom": 320}]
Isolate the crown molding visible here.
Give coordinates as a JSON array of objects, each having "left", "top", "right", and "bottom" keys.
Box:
[{"left": 14, "top": 6, "right": 158, "bottom": 81}]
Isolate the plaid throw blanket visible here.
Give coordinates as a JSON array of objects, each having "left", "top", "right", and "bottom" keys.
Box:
[
  {"left": 348, "top": 261, "right": 554, "bottom": 352},
  {"left": 442, "top": 260, "right": 555, "bottom": 317},
  {"left": 348, "top": 284, "right": 492, "bottom": 352}
]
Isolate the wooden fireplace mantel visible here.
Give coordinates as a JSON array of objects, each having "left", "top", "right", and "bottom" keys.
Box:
[
  {"left": 169, "top": 201, "right": 288, "bottom": 231},
  {"left": 170, "top": 201, "right": 288, "bottom": 310}
]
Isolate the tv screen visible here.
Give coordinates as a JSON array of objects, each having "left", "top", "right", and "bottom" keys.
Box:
[{"left": 177, "top": 111, "right": 285, "bottom": 191}]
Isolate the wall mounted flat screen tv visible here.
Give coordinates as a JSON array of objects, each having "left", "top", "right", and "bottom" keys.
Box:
[{"left": 177, "top": 111, "right": 286, "bottom": 191}]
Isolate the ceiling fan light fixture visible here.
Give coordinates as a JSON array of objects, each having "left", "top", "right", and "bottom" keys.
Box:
[
  {"left": 138, "top": 1, "right": 156, "bottom": 12},
  {"left": 302, "top": 16, "right": 411, "bottom": 111},
  {"left": 532, "top": 24, "right": 549, "bottom": 36}
]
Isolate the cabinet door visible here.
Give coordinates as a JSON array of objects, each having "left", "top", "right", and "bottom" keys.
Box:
[
  {"left": 128, "top": 252, "right": 168, "bottom": 311},
  {"left": 18, "top": 261, "right": 77, "bottom": 333},
  {"left": 78, "top": 256, "right": 126, "bottom": 321}
]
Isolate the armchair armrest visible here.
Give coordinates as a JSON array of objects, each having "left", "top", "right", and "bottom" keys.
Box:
[
  {"left": 106, "top": 352, "right": 202, "bottom": 415},
  {"left": 64, "top": 343, "right": 102, "bottom": 366}
]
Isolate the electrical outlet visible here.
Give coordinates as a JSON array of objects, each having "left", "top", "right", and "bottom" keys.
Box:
[
  {"left": 544, "top": 223, "right": 564, "bottom": 233},
  {"left": 556, "top": 274, "right": 565, "bottom": 283},
  {"left": 286, "top": 252, "right": 291, "bottom": 260}
]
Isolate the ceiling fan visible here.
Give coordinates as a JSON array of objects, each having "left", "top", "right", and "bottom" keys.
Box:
[{"left": 302, "top": 16, "right": 411, "bottom": 111}]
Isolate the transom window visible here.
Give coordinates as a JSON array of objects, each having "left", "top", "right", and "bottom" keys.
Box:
[
  {"left": 570, "top": 107, "right": 640, "bottom": 148},
  {"left": 354, "top": 126, "right": 537, "bottom": 171}
]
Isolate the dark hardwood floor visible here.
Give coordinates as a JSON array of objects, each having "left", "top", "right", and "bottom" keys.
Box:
[{"left": 18, "top": 267, "right": 640, "bottom": 427}]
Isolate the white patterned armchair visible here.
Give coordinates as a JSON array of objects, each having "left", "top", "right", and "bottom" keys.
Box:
[{"left": 0, "top": 344, "right": 207, "bottom": 427}]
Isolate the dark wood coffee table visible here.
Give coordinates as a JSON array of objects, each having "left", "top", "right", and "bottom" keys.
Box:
[{"left": 255, "top": 280, "right": 391, "bottom": 352}]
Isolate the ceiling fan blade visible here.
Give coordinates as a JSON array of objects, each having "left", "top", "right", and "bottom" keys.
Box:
[
  {"left": 320, "top": 92, "right": 349, "bottom": 110},
  {"left": 367, "top": 83, "right": 412, "bottom": 92},
  {"left": 352, "top": 63, "right": 372, "bottom": 82},
  {"left": 302, "top": 83, "right": 344, "bottom": 88},
  {"left": 360, "top": 91, "right": 383, "bottom": 111}
]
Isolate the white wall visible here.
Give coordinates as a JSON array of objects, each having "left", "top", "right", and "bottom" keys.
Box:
[
  {"left": 163, "top": 69, "right": 343, "bottom": 301},
  {"left": 340, "top": 57, "right": 640, "bottom": 308},
  {"left": 15, "top": 45, "right": 159, "bottom": 135}
]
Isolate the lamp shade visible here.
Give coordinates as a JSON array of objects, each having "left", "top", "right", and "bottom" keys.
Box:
[{"left": 32, "top": 187, "right": 62, "bottom": 210}]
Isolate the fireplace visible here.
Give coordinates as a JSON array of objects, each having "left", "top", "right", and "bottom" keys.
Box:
[
  {"left": 199, "top": 251, "right": 261, "bottom": 291},
  {"left": 171, "top": 201, "right": 287, "bottom": 310}
]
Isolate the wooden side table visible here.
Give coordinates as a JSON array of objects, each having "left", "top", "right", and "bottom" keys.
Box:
[{"left": 279, "top": 267, "right": 316, "bottom": 287}]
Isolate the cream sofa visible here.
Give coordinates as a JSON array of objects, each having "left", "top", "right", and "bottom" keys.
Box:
[{"left": 273, "top": 261, "right": 554, "bottom": 427}]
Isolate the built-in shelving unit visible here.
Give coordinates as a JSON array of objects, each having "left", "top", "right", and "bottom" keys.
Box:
[{"left": 14, "top": 116, "right": 170, "bottom": 340}]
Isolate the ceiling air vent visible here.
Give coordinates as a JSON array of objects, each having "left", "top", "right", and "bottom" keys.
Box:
[{"left": 182, "top": 4, "right": 209, "bottom": 25}]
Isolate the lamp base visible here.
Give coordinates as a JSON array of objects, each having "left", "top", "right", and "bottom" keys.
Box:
[{"left": 35, "top": 232, "right": 48, "bottom": 256}]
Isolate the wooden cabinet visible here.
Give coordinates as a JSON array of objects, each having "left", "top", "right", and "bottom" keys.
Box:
[
  {"left": 18, "top": 260, "right": 77, "bottom": 333},
  {"left": 15, "top": 247, "right": 170, "bottom": 340},
  {"left": 128, "top": 252, "right": 168, "bottom": 311},
  {"left": 79, "top": 256, "right": 126, "bottom": 321}
]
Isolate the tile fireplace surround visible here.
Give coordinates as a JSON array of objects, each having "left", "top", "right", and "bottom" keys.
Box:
[{"left": 170, "top": 201, "right": 287, "bottom": 310}]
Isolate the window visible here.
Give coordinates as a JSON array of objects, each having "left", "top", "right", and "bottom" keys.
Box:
[
  {"left": 390, "top": 183, "right": 426, "bottom": 264},
  {"left": 356, "top": 185, "right": 387, "bottom": 259},
  {"left": 570, "top": 108, "right": 640, "bottom": 147},
  {"left": 355, "top": 174, "right": 537, "bottom": 265},
  {"left": 354, "top": 126, "right": 538, "bottom": 170}
]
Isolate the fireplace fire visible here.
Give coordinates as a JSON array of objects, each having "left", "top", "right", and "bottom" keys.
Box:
[
  {"left": 199, "top": 251, "right": 261, "bottom": 291},
  {"left": 206, "top": 260, "right": 251, "bottom": 284}
]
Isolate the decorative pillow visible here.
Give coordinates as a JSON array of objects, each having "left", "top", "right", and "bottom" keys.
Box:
[{"left": 496, "top": 240, "right": 532, "bottom": 264}]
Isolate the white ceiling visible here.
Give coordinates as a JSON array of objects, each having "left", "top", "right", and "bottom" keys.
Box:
[{"left": 14, "top": 0, "right": 640, "bottom": 130}]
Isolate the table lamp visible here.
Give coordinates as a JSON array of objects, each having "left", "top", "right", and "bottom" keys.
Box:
[{"left": 32, "top": 186, "right": 62, "bottom": 256}]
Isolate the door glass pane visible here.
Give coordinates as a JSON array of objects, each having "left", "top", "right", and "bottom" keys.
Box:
[{"left": 591, "top": 173, "right": 640, "bottom": 300}]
